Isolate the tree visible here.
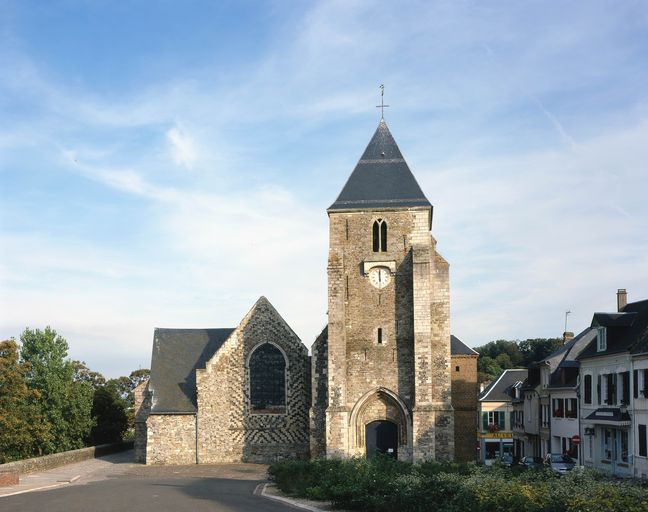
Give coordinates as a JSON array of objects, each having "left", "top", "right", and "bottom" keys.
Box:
[
  {"left": 128, "top": 369, "right": 150, "bottom": 393},
  {"left": 106, "top": 368, "right": 150, "bottom": 429},
  {"left": 0, "top": 339, "right": 50, "bottom": 461},
  {"left": 495, "top": 353, "right": 513, "bottom": 370},
  {"left": 20, "top": 327, "right": 94, "bottom": 453},
  {"left": 477, "top": 355, "right": 502, "bottom": 384},
  {"left": 72, "top": 360, "right": 106, "bottom": 390},
  {"left": 475, "top": 337, "right": 563, "bottom": 383},
  {"left": 519, "top": 338, "right": 563, "bottom": 366},
  {"left": 90, "top": 386, "right": 128, "bottom": 445}
]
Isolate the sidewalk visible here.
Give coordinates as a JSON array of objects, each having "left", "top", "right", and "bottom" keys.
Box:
[{"left": 0, "top": 450, "right": 135, "bottom": 498}]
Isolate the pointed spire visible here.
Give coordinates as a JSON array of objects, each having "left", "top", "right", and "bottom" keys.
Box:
[{"left": 328, "top": 120, "right": 432, "bottom": 211}]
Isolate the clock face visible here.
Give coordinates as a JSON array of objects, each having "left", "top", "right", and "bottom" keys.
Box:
[{"left": 368, "top": 266, "right": 391, "bottom": 289}]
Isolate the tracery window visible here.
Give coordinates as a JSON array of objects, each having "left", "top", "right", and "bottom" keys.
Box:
[
  {"left": 372, "top": 219, "right": 387, "bottom": 252},
  {"left": 249, "top": 343, "right": 286, "bottom": 413}
]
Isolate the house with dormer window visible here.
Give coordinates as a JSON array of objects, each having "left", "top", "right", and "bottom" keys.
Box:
[
  {"left": 578, "top": 290, "right": 648, "bottom": 478},
  {"left": 478, "top": 368, "right": 527, "bottom": 464}
]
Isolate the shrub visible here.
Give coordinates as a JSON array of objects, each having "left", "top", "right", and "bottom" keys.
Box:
[{"left": 268, "top": 458, "right": 648, "bottom": 512}]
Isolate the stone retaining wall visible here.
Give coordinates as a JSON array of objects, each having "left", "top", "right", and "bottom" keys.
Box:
[{"left": 0, "top": 441, "right": 133, "bottom": 476}]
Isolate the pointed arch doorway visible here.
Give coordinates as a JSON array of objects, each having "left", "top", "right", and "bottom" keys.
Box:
[{"left": 365, "top": 420, "right": 398, "bottom": 458}]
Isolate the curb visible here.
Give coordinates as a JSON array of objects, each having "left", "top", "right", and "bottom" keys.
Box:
[{"left": 257, "top": 483, "right": 329, "bottom": 512}]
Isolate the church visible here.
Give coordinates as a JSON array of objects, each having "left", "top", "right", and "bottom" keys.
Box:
[{"left": 134, "top": 118, "right": 478, "bottom": 464}]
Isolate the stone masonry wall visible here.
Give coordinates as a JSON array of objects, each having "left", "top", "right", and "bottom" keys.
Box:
[
  {"left": 451, "top": 354, "right": 478, "bottom": 462},
  {"left": 310, "top": 326, "right": 328, "bottom": 458},
  {"left": 145, "top": 414, "right": 196, "bottom": 465},
  {"left": 133, "top": 380, "right": 151, "bottom": 463},
  {"left": 196, "top": 297, "right": 310, "bottom": 463},
  {"left": 429, "top": 249, "right": 454, "bottom": 461},
  {"left": 326, "top": 208, "right": 453, "bottom": 461}
]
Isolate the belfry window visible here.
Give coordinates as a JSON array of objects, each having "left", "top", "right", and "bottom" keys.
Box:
[
  {"left": 249, "top": 343, "right": 286, "bottom": 413},
  {"left": 372, "top": 219, "right": 387, "bottom": 252}
]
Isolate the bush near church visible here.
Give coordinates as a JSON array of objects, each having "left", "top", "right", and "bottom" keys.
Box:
[{"left": 268, "top": 456, "right": 648, "bottom": 512}]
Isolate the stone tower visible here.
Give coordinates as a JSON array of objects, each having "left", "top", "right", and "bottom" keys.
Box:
[{"left": 319, "top": 119, "right": 454, "bottom": 462}]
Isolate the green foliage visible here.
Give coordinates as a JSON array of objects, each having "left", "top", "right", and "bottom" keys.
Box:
[
  {"left": 90, "top": 386, "right": 128, "bottom": 444},
  {"left": 72, "top": 360, "right": 106, "bottom": 389},
  {"left": 518, "top": 338, "right": 563, "bottom": 367},
  {"left": 1, "top": 327, "right": 146, "bottom": 462},
  {"left": 0, "top": 339, "right": 51, "bottom": 462},
  {"left": 106, "top": 368, "right": 150, "bottom": 429},
  {"left": 19, "top": 327, "right": 94, "bottom": 454},
  {"left": 476, "top": 337, "right": 564, "bottom": 383},
  {"left": 269, "top": 457, "right": 648, "bottom": 512}
]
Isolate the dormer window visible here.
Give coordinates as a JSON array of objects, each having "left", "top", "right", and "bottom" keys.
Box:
[
  {"left": 372, "top": 219, "right": 387, "bottom": 252},
  {"left": 597, "top": 326, "right": 607, "bottom": 352}
]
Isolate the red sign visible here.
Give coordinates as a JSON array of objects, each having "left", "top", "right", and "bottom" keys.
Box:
[{"left": 571, "top": 435, "right": 581, "bottom": 445}]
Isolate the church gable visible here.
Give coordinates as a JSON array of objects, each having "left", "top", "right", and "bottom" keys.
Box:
[{"left": 195, "top": 296, "right": 310, "bottom": 463}]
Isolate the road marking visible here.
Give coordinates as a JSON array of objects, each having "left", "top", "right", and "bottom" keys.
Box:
[
  {"left": 56, "top": 475, "right": 81, "bottom": 483},
  {"left": 259, "top": 483, "right": 326, "bottom": 512},
  {"left": 0, "top": 482, "right": 69, "bottom": 498}
]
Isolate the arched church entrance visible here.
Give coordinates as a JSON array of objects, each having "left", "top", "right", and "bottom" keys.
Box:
[
  {"left": 349, "top": 387, "right": 412, "bottom": 460},
  {"left": 365, "top": 420, "right": 398, "bottom": 458}
]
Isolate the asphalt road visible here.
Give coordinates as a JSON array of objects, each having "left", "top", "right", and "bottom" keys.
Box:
[{"left": 0, "top": 454, "right": 297, "bottom": 512}]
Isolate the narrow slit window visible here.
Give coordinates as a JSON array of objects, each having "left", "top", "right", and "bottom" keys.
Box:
[
  {"left": 372, "top": 219, "right": 387, "bottom": 252},
  {"left": 377, "top": 328, "right": 383, "bottom": 344},
  {"left": 372, "top": 221, "right": 380, "bottom": 252}
]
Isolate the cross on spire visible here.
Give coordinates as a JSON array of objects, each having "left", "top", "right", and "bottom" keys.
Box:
[{"left": 376, "top": 84, "right": 390, "bottom": 119}]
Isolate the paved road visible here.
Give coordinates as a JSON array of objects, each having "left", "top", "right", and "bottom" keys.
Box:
[{"left": 0, "top": 451, "right": 298, "bottom": 512}]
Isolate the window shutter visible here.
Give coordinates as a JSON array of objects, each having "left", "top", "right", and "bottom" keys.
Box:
[
  {"left": 499, "top": 413, "right": 505, "bottom": 429},
  {"left": 482, "top": 412, "right": 488, "bottom": 430},
  {"left": 634, "top": 370, "right": 639, "bottom": 399},
  {"left": 597, "top": 375, "right": 602, "bottom": 405}
]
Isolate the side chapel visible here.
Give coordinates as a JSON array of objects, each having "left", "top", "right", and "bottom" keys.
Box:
[{"left": 134, "top": 118, "right": 477, "bottom": 464}]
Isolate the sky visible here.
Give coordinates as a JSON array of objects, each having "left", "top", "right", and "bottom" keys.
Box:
[{"left": 1, "top": 0, "right": 647, "bottom": 378}]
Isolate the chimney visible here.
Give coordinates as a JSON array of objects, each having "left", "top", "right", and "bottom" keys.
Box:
[
  {"left": 562, "top": 331, "right": 574, "bottom": 344},
  {"left": 617, "top": 289, "right": 627, "bottom": 312}
]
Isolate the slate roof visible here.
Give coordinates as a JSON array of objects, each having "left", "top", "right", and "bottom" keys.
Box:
[
  {"left": 478, "top": 368, "right": 528, "bottom": 402},
  {"left": 546, "top": 328, "right": 597, "bottom": 388},
  {"left": 328, "top": 119, "right": 432, "bottom": 212},
  {"left": 450, "top": 335, "right": 478, "bottom": 356},
  {"left": 578, "top": 299, "right": 648, "bottom": 359},
  {"left": 148, "top": 327, "right": 234, "bottom": 413}
]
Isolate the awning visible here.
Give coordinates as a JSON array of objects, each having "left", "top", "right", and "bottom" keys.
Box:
[{"left": 583, "top": 408, "right": 631, "bottom": 427}]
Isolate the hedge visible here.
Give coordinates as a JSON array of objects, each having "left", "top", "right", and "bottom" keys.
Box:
[{"left": 268, "top": 456, "right": 648, "bottom": 512}]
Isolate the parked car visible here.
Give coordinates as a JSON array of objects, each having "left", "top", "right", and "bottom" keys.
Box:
[
  {"left": 519, "top": 456, "right": 544, "bottom": 469},
  {"left": 545, "top": 453, "right": 576, "bottom": 475},
  {"left": 498, "top": 454, "right": 514, "bottom": 467}
]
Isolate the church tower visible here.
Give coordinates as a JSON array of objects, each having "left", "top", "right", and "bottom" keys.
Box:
[{"left": 318, "top": 118, "right": 454, "bottom": 462}]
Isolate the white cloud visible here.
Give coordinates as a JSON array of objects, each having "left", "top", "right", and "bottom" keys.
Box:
[
  {"left": 2, "top": 0, "right": 648, "bottom": 378},
  {"left": 424, "top": 120, "right": 648, "bottom": 345},
  {"left": 166, "top": 125, "right": 199, "bottom": 168}
]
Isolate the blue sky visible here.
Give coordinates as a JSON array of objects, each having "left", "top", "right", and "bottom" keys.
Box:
[{"left": 1, "top": 1, "right": 647, "bottom": 377}]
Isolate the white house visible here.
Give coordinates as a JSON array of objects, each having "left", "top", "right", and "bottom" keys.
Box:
[{"left": 578, "top": 290, "right": 648, "bottom": 478}]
